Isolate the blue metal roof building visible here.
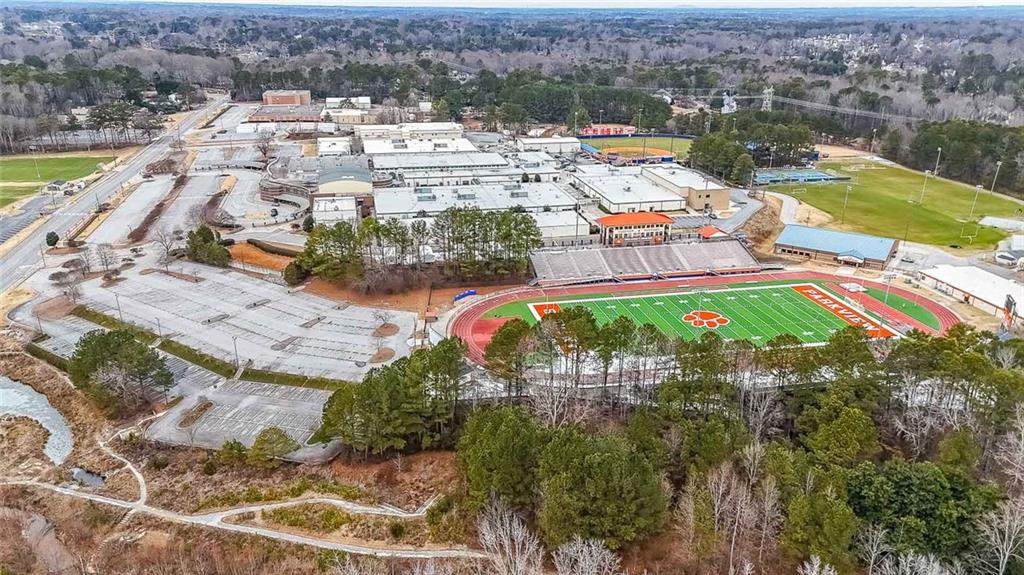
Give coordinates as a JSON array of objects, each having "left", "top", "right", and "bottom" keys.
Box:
[{"left": 774, "top": 225, "right": 898, "bottom": 270}]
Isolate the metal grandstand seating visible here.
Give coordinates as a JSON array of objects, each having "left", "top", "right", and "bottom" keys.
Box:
[
  {"left": 635, "top": 245, "right": 687, "bottom": 275},
  {"left": 530, "top": 239, "right": 760, "bottom": 285},
  {"left": 602, "top": 248, "right": 651, "bottom": 277}
]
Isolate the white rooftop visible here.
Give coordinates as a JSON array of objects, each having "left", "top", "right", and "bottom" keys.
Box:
[
  {"left": 317, "top": 137, "right": 352, "bottom": 154},
  {"left": 372, "top": 152, "right": 509, "bottom": 171},
  {"left": 642, "top": 165, "right": 726, "bottom": 191},
  {"left": 362, "top": 137, "right": 478, "bottom": 155},
  {"left": 374, "top": 183, "right": 577, "bottom": 216},
  {"left": 573, "top": 164, "right": 687, "bottom": 205},
  {"left": 921, "top": 264, "right": 1024, "bottom": 316},
  {"left": 518, "top": 136, "right": 581, "bottom": 144}
]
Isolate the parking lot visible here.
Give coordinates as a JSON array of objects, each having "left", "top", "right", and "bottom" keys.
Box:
[
  {"left": 145, "top": 377, "right": 334, "bottom": 457},
  {"left": 89, "top": 176, "right": 173, "bottom": 245},
  {"left": 77, "top": 264, "right": 416, "bottom": 381}
]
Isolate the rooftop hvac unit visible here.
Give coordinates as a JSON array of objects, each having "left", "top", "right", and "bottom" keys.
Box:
[
  {"left": 510, "top": 190, "right": 528, "bottom": 198},
  {"left": 457, "top": 192, "right": 477, "bottom": 200},
  {"left": 624, "top": 185, "right": 632, "bottom": 192},
  {"left": 503, "top": 183, "right": 521, "bottom": 190},
  {"left": 416, "top": 193, "right": 437, "bottom": 201}
]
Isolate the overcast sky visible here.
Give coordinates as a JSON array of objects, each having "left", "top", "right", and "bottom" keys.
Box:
[{"left": 109, "top": 0, "right": 1016, "bottom": 9}]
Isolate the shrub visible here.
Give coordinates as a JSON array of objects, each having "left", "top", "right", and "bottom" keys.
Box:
[
  {"left": 219, "top": 439, "right": 247, "bottom": 464},
  {"left": 45, "top": 231, "right": 59, "bottom": 247},
  {"left": 388, "top": 521, "right": 406, "bottom": 540},
  {"left": 283, "top": 261, "right": 309, "bottom": 286},
  {"left": 150, "top": 455, "right": 169, "bottom": 470},
  {"left": 302, "top": 214, "right": 315, "bottom": 233},
  {"left": 202, "top": 460, "right": 218, "bottom": 475}
]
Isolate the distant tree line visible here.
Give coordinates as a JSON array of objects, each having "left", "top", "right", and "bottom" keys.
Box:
[{"left": 882, "top": 119, "right": 1024, "bottom": 198}]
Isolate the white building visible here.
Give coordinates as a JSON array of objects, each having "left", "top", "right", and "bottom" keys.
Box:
[
  {"left": 317, "top": 137, "right": 352, "bottom": 156},
  {"left": 362, "top": 137, "right": 478, "bottom": 155},
  {"left": 313, "top": 196, "right": 360, "bottom": 225},
  {"left": 371, "top": 152, "right": 510, "bottom": 172},
  {"left": 920, "top": 264, "right": 1024, "bottom": 321},
  {"left": 570, "top": 164, "right": 730, "bottom": 213},
  {"left": 382, "top": 151, "right": 562, "bottom": 187},
  {"left": 516, "top": 136, "right": 581, "bottom": 154},
  {"left": 325, "top": 96, "right": 372, "bottom": 110},
  {"left": 355, "top": 122, "right": 463, "bottom": 141},
  {"left": 374, "top": 182, "right": 577, "bottom": 219}
]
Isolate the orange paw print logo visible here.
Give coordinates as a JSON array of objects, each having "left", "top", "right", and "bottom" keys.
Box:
[{"left": 683, "top": 310, "right": 730, "bottom": 329}]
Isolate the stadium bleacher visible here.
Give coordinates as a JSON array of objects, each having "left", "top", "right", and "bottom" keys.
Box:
[{"left": 529, "top": 239, "right": 760, "bottom": 285}]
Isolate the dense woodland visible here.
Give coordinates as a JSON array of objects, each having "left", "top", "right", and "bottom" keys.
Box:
[
  {"left": 312, "top": 302, "right": 1024, "bottom": 574},
  {"left": 293, "top": 208, "right": 542, "bottom": 292}
]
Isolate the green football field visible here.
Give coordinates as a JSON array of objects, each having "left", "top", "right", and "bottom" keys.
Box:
[
  {"left": 770, "top": 159, "right": 1023, "bottom": 250},
  {"left": 584, "top": 136, "right": 691, "bottom": 159},
  {"left": 490, "top": 282, "right": 898, "bottom": 346},
  {"left": 0, "top": 155, "right": 113, "bottom": 183}
]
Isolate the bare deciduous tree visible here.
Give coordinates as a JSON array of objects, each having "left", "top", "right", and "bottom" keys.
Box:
[
  {"left": 878, "top": 553, "right": 953, "bottom": 575},
  {"left": 743, "top": 389, "right": 780, "bottom": 442},
  {"left": 553, "top": 536, "right": 622, "bottom": 575},
  {"left": 528, "top": 379, "right": 591, "bottom": 429},
  {"left": 798, "top": 556, "right": 838, "bottom": 575},
  {"left": 95, "top": 243, "right": 117, "bottom": 272},
  {"left": 857, "top": 525, "right": 892, "bottom": 575},
  {"left": 185, "top": 204, "right": 206, "bottom": 229},
  {"left": 975, "top": 495, "right": 1024, "bottom": 575},
  {"left": 153, "top": 226, "right": 178, "bottom": 263},
  {"left": 256, "top": 131, "right": 273, "bottom": 160},
  {"left": 477, "top": 499, "right": 544, "bottom": 575},
  {"left": 755, "top": 475, "right": 782, "bottom": 568},
  {"left": 997, "top": 405, "right": 1024, "bottom": 489}
]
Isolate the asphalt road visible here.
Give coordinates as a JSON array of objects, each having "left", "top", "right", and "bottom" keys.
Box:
[{"left": 0, "top": 96, "right": 228, "bottom": 293}]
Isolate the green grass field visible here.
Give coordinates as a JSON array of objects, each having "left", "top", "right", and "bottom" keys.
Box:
[
  {"left": 861, "top": 287, "right": 940, "bottom": 330},
  {"left": 0, "top": 155, "right": 113, "bottom": 183},
  {"left": 0, "top": 185, "right": 41, "bottom": 208},
  {"left": 487, "top": 282, "right": 900, "bottom": 345},
  {"left": 771, "top": 159, "right": 1022, "bottom": 250},
  {"left": 584, "top": 136, "right": 692, "bottom": 159}
]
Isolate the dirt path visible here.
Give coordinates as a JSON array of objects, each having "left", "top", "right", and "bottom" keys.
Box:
[{"left": 2, "top": 416, "right": 485, "bottom": 560}]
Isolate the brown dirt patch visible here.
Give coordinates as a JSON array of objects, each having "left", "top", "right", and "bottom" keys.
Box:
[
  {"left": 305, "top": 280, "right": 512, "bottom": 313},
  {"left": 0, "top": 287, "right": 35, "bottom": 327},
  {"left": 795, "top": 200, "right": 833, "bottom": 227},
  {"left": 329, "top": 451, "right": 461, "bottom": 509},
  {"left": 0, "top": 417, "right": 50, "bottom": 475},
  {"left": 177, "top": 400, "right": 213, "bottom": 428},
  {"left": 602, "top": 146, "right": 673, "bottom": 157},
  {"left": 143, "top": 268, "right": 203, "bottom": 283},
  {"left": 372, "top": 323, "right": 400, "bottom": 337},
  {"left": 817, "top": 143, "right": 869, "bottom": 158},
  {"left": 33, "top": 296, "right": 75, "bottom": 321},
  {"left": 369, "top": 347, "right": 395, "bottom": 363},
  {"left": 742, "top": 194, "right": 784, "bottom": 257},
  {"left": 228, "top": 243, "right": 292, "bottom": 271},
  {"left": 45, "top": 246, "right": 83, "bottom": 256}
]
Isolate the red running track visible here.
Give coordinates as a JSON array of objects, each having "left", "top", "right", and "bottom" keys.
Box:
[{"left": 448, "top": 271, "right": 962, "bottom": 365}]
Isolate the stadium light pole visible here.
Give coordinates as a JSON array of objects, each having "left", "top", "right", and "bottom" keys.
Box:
[
  {"left": 991, "top": 160, "right": 1003, "bottom": 195},
  {"left": 969, "top": 184, "right": 983, "bottom": 219},
  {"left": 917, "top": 147, "right": 942, "bottom": 204},
  {"left": 233, "top": 335, "right": 240, "bottom": 367},
  {"left": 841, "top": 185, "right": 852, "bottom": 224},
  {"left": 917, "top": 169, "right": 932, "bottom": 204},
  {"left": 599, "top": 109, "right": 604, "bottom": 125}
]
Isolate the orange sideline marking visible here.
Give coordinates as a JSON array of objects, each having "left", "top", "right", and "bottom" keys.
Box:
[{"left": 791, "top": 285, "right": 896, "bottom": 338}]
